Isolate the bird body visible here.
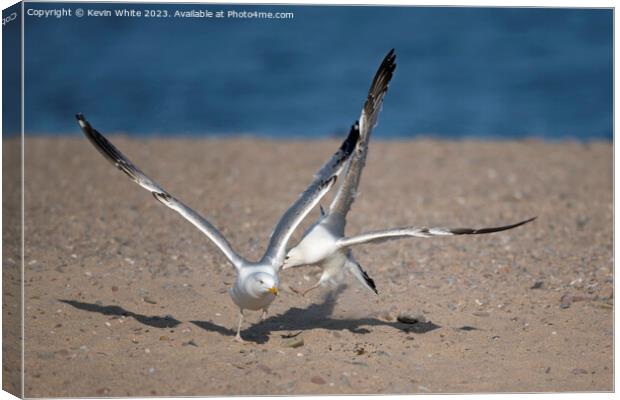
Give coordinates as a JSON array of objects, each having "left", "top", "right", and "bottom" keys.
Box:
[{"left": 229, "top": 265, "right": 279, "bottom": 311}]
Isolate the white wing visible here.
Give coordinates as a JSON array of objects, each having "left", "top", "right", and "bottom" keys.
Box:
[
  {"left": 261, "top": 123, "right": 360, "bottom": 268},
  {"left": 327, "top": 49, "right": 397, "bottom": 225},
  {"left": 77, "top": 113, "right": 245, "bottom": 270},
  {"left": 335, "top": 217, "right": 537, "bottom": 249}
]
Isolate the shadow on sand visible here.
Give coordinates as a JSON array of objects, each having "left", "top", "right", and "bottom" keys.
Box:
[
  {"left": 191, "top": 285, "right": 440, "bottom": 344},
  {"left": 59, "top": 299, "right": 181, "bottom": 328}
]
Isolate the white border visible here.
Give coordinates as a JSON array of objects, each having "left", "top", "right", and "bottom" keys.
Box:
[{"left": 0, "top": 1, "right": 614, "bottom": 400}]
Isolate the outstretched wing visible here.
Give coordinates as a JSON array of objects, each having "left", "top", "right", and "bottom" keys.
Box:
[
  {"left": 76, "top": 113, "right": 245, "bottom": 270},
  {"left": 336, "top": 217, "right": 536, "bottom": 249},
  {"left": 328, "top": 49, "right": 397, "bottom": 225},
  {"left": 261, "top": 123, "right": 360, "bottom": 268}
]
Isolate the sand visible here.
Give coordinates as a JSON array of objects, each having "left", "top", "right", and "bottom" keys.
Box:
[{"left": 5, "top": 136, "right": 612, "bottom": 396}]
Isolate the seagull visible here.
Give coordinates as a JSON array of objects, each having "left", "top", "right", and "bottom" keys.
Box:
[
  {"left": 283, "top": 49, "right": 536, "bottom": 296},
  {"left": 76, "top": 113, "right": 359, "bottom": 342}
]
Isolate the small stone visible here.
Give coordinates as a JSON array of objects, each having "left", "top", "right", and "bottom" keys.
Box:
[
  {"left": 159, "top": 335, "right": 170, "bottom": 341},
  {"left": 310, "top": 376, "right": 326, "bottom": 385},
  {"left": 148, "top": 367, "right": 156, "bottom": 374},
  {"left": 397, "top": 313, "right": 426, "bottom": 324},
  {"left": 143, "top": 296, "right": 157, "bottom": 304},
  {"left": 182, "top": 339, "right": 198, "bottom": 347},
  {"left": 472, "top": 311, "right": 490, "bottom": 317},
  {"left": 95, "top": 388, "right": 110, "bottom": 395},
  {"left": 571, "top": 368, "right": 588, "bottom": 375},
  {"left": 530, "top": 281, "right": 544, "bottom": 289},
  {"left": 282, "top": 337, "right": 304, "bottom": 348},
  {"left": 131, "top": 338, "right": 139, "bottom": 344},
  {"left": 111, "top": 286, "right": 119, "bottom": 292},
  {"left": 560, "top": 293, "right": 573, "bottom": 309}
]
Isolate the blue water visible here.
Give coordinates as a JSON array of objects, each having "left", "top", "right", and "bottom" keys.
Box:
[{"left": 20, "top": 4, "right": 612, "bottom": 139}]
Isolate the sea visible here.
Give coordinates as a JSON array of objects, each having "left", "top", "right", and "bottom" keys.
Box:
[{"left": 7, "top": 4, "right": 613, "bottom": 140}]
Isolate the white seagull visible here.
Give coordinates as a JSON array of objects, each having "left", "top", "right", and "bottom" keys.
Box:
[
  {"left": 76, "top": 113, "right": 359, "bottom": 342},
  {"left": 283, "top": 49, "right": 536, "bottom": 295}
]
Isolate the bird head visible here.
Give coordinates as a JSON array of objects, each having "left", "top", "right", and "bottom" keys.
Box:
[
  {"left": 250, "top": 272, "right": 279, "bottom": 297},
  {"left": 282, "top": 248, "right": 305, "bottom": 270}
]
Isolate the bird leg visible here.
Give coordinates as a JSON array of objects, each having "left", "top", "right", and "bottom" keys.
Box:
[
  {"left": 302, "top": 281, "right": 322, "bottom": 296},
  {"left": 259, "top": 309, "right": 268, "bottom": 322},
  {"left": 234, "top": 310, "right": 246, "bottom": 343}
]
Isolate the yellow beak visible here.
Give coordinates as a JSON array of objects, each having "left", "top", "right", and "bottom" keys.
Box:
[{"left": 268, "top": 286, "right": 279, "bottom": 296}]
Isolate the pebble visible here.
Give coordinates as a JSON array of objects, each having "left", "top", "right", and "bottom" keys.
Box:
[
  {"left": 397, "top": 313, "right": 427, "bottom": 324},
  {"left": 282, "top": 337, "right": 304, "bottom": 348},
  {"left": 182, "top": 339, "right": 198, "bottom": 347},
  {"left": 148, "top": 367, "right": 156, "bottom": 374},
  {"left": 310, "top": 376, "right": 326, "bottom": 385},
  {"left": 559, "top": 293, "right": 573, "bottom": 309},
  {"left": 143, "top": 296, "right": 157, "bottom": 305},
  {"left": 571, "top": 368, "right": 588, "bottom": 375},
  {"left": 472, "top": 311, "right": 490, "bottom": 317},
  {"left": 530, "top": 281, "right": 544, "bottom": 289}
]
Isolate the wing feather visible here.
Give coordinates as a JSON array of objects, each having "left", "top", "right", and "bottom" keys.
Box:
[
  {"left": 328, "top": 49, "right": 397, "bottom": 225},
  {"left": 336, "top": 217, "right": 536, "bottom": 249},
  {"left": 76, "top": 114, "right": 244, "bottom": 270},
  {"left": 261, "top": 123, "right": 360, "bottom": 267}
]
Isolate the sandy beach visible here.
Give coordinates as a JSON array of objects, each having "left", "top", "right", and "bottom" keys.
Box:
[{"left": 9, "top": 136, "right": 612, "bottom": 396}]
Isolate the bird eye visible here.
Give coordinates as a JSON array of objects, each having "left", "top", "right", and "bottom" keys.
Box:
[{"left": 259, "top": 280, "right": 264, "bottom": 284}]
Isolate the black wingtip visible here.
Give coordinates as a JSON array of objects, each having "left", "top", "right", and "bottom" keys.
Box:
[
  {"left": 360, "top": 267, "right": 378, "bottom": 295},
  {"left": 513, "top": 216, "right": 537, "bottom": 227},
  {"left": 452, "top": 216, "right": 538, "bottom": 235},
  {"left": 75, "top": 113, "right": 84, "bottom": 121},
  {"left": 340, "top": 121, "right": 360, "bottom": 155}
]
